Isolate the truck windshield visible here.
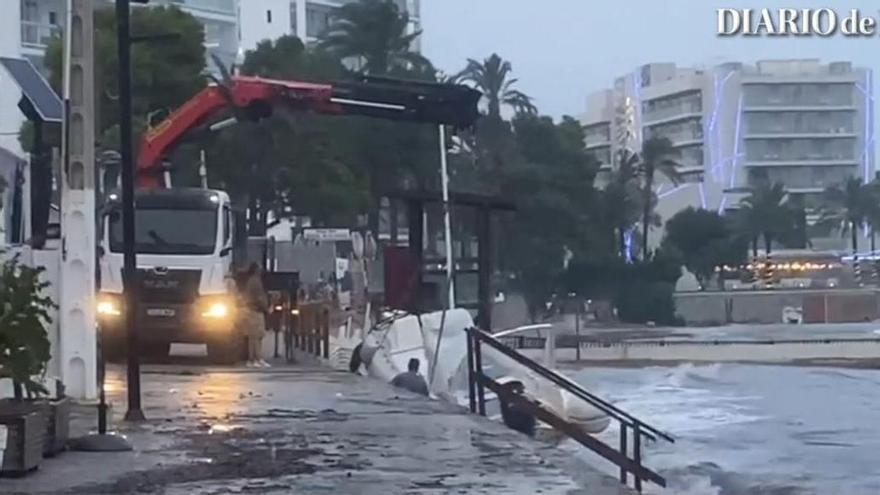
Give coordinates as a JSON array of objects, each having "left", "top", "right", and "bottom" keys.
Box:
[{"left": 109, "top": 208, "right": 218, "bottom": 255}]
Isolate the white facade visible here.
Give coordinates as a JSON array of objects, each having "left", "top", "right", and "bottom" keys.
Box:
[
  {"left": 582, "top": 60, "right": 874, "bottom": 251},
  {"left": 239, "top": 0, "right": 422, "bottom": 53},
  {"left": 130, "top": 0, "right": 241, "bottom": 72},
  {"left": 0, "top": 0, "right": 241, "bottom": 157},
  {"left": 1, "top": 0, "right": 424, "bottom": 154},
  {"left": 0, "top": 0, "right": 65, "bottom": 156}
]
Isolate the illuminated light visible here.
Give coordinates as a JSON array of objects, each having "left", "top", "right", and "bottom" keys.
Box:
[
  {"left": 109, "top": 193, "right": 118, "bottom": 201},
  {"left": 624, "top": 229, "right": 635, "bottom": 263},
  {"left": 729, "top": 94, "right": 744, "bottom": 189},
  {"left": 201, "top": 302, "right": 229, "bottom": 319},
  {"left": 274, "top": 305, "right": 283, "bottom": 311},
  {"left": 209, "top": 195, "right": 220, "bottom": 203},
  {"left": 658, "top": 184, "right": 690, "bottom": 199},
  {"left": 857, "top": 71, "right": 874, "bottom": 182},
  {"left": 209, "top": 424, "right": 234, "bottom": 435},
  {"left": 290, "top": 308, "right": 300, "bottom": 316},
  {"left": 97, "top": 299, "right": 122, "bottom": 316}
]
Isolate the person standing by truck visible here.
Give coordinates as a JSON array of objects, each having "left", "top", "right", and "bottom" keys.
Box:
[{"left": 243, "top": 263, "right": 270, "bottom": 368}]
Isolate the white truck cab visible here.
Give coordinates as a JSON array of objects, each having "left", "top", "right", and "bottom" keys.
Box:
[{"left": 97, "top": 188, "right": 244, "bottom": 362}]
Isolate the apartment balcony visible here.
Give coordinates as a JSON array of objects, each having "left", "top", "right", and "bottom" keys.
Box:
[
  {"left": 744, "top": 131, "right": 858, "bottom": 140},
  {"left": 158, "top": 0, "right": 237, "bottom": 23},
  {"left": 744, "top": 104, "right": 858, "bottom": 113},
  {"left": 585, "top": 138, "right": 611, "bottom": 150},
  {"left": 745, "top": 157, "right": 859, "bottom": 168},
  {"left": 646, "top": 128, "right": 703, "bottom": 147},
  {"left": 167, "top": 0, "right": 236, "bottom": 15},
  {"left": 20, "top": 21, "right": 61, "bottom": 51},
  {"left": 641, "top": 104, "right": 703, "bottom": 126}
]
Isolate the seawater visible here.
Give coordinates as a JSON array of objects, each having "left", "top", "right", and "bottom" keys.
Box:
[{"left": 573, "top": 363, "right": 880, "bottom": 495}]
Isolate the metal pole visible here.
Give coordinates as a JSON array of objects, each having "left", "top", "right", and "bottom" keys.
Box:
[
  {"left": 620, "top": 425, "right": 629, "bottom": 485},
  {"left": 117, "top": 0, "right": 144, "bottom": 422},
  {"left": 439, "top": 125, "right": 455, "bottom": 309},
  {"left": 97, "top": 326, "right": 107, "bottom": 434},
  {"left": 322, "top": 308, "right": 330, "bottom": 359},
  {"left": 575, "top": 303, "right": 581, "bottom": 361},
  {"left": 477, "top": 207, "right": 492, "bottom": 331},
  {"left": 634, "top": 424, "right": 643, "bottom": 493},
  {"left": 199, "top": 149, "right": 207, "bottom": 189},
  {"left": 466, "top": 329, "right": 476, "bottom": 413},
  {"left": 473, "top": 333, "right": 486, "bottom": 416}
]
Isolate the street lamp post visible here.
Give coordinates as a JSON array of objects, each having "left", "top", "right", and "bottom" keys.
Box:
[{"left": 116, "top": 0, "right": 144, "bottom": 422}]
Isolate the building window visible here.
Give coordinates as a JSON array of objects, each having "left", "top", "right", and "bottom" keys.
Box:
[
  {"left": 267, "top": 10, "right": 272, "bottom": 23},
  {"left": 49, "top": 12, "right": 58, "bottom": 26},
  {"left": 290, "top": 4, "right": 297, "bottom": 33},
  {"left": 306, "top": 4, "right": 335, "bottom": 38}
]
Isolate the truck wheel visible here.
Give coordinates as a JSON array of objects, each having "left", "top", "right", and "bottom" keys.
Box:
[{"left": 208, "top": 337, "right": 240, "bottom": 365}]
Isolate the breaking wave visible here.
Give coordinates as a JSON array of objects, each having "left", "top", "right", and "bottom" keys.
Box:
[{"left": 573, "top": 363, "right": 880, "bottom": 495}]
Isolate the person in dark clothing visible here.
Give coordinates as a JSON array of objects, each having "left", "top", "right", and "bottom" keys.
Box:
[
  {"left": 499, "top": 381, "right": 536, "bottom": 437},
  {"left": 390, "top": 358, "right": 430, "bottom": 396}
]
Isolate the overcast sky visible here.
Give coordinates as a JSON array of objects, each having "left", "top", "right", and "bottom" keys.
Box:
[{"left": 422, "top": 0, "right": 880, "bottom": 118}]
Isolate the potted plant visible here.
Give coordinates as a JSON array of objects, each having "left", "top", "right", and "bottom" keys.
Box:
[{"left": 0, "top": 253, "right": 57, "bottom": 474}]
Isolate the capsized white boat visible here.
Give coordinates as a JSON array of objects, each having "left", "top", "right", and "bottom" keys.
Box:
[{"left": 354, "top": 308, "right": 610, "bottom": 435}]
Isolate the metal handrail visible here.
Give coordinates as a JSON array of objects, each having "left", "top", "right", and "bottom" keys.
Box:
[
  {"left": 467, "top": 327, "right": 674, "bottom": 492},
  {"left": 471, "top": 328, "right": 674, "bottom": 442}
]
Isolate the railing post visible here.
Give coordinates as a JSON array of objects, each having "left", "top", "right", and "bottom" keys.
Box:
[
  {"left": 634, "top": 424, "right": 643, "bottom": 493},
  {"left": 312, "top": 309, "right": 319, "bottom": 356},
  {"left": 306, "top": 308, "right": 315, "bottom": 354},
  {"left": 295, "top": 306, "right": 303, "bottom": 350},
  {"left": 474, "top": 331, "right": 486, "bottom": 416},
  {"left": 291, "top": 308, "right": 298, "bottom": 353},
  {"left": 466, "top": 329, "right": 476, "bottom": 414},
  {"left": 619, "top": 425, "right": 628, "bottom": 486},
  {"left": 322, "top": 307, "right": 330, "bottom": 359}
]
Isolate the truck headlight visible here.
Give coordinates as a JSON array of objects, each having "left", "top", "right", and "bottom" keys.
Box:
[
  {"left": 200, "top": 297, "right": 232, "bottom": 319},
  {"left": 97, "top": 294, "right": 122, "bottom": 317}
]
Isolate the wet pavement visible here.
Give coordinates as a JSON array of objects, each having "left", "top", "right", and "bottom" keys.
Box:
[{"left": 4, "top": 363, "right": 631, "bottom": 494}]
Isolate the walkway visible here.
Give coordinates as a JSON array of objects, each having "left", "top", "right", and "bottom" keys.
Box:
[{"left": 4, "top": 363, "right": 631, "bottom": 494}]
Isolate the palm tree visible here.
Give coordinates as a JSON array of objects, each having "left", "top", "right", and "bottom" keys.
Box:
[
  {"left": 737, "top": 182, "right": 794, "bottom": 256},
  {"left": 602, "top": 151, "right": 642, "bottom": 257},
  {"left": 318, "top": 0, "right": 429, "bottom": 75},
  {"left": 866, "top": 180, "right": 880, "bottom": 254},
  {"left": 456, "top": 53, "right": 536, "bottom": 119},
  {"left": 818, "top": 177, "right": 878, "bottom": 255},
  {"left": 619, "top": 138, "right": 681, "bottom": 259}
]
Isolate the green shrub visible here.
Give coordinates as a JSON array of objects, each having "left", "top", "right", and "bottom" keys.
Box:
[
  {"left": 0, "top": 253, "right": 56, "bottom": 399},
  {"left": 615, "top": 281, "right": 681, "bottom": 326}
]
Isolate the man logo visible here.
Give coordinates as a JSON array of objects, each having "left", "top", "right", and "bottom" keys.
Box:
[{"left": 143, "top": 279, "right": 179, "bottom": 290}]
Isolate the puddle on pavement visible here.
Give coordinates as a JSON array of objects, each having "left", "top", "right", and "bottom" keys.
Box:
[{"left": 71, "top": 425, "right": 323, "bottom": 494}]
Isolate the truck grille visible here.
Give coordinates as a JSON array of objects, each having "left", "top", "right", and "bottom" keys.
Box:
[{"left": 137, "top": 268, "right": 201, "bottom": 304}]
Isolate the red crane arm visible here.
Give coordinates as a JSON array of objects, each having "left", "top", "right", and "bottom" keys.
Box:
[
  {"left": 136, "top": 76, "right": 336, "bottom": 188},
  {"left": 136, "top": 74, "right": 481, "bottom": 189}
]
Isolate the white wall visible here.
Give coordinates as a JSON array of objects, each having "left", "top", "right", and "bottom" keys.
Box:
[
  {"left": 239, "top": 0, "right": 292, "bottom": 53},
  {"left": 0, "top": 0, "right": 24, "bottom": 156}
]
